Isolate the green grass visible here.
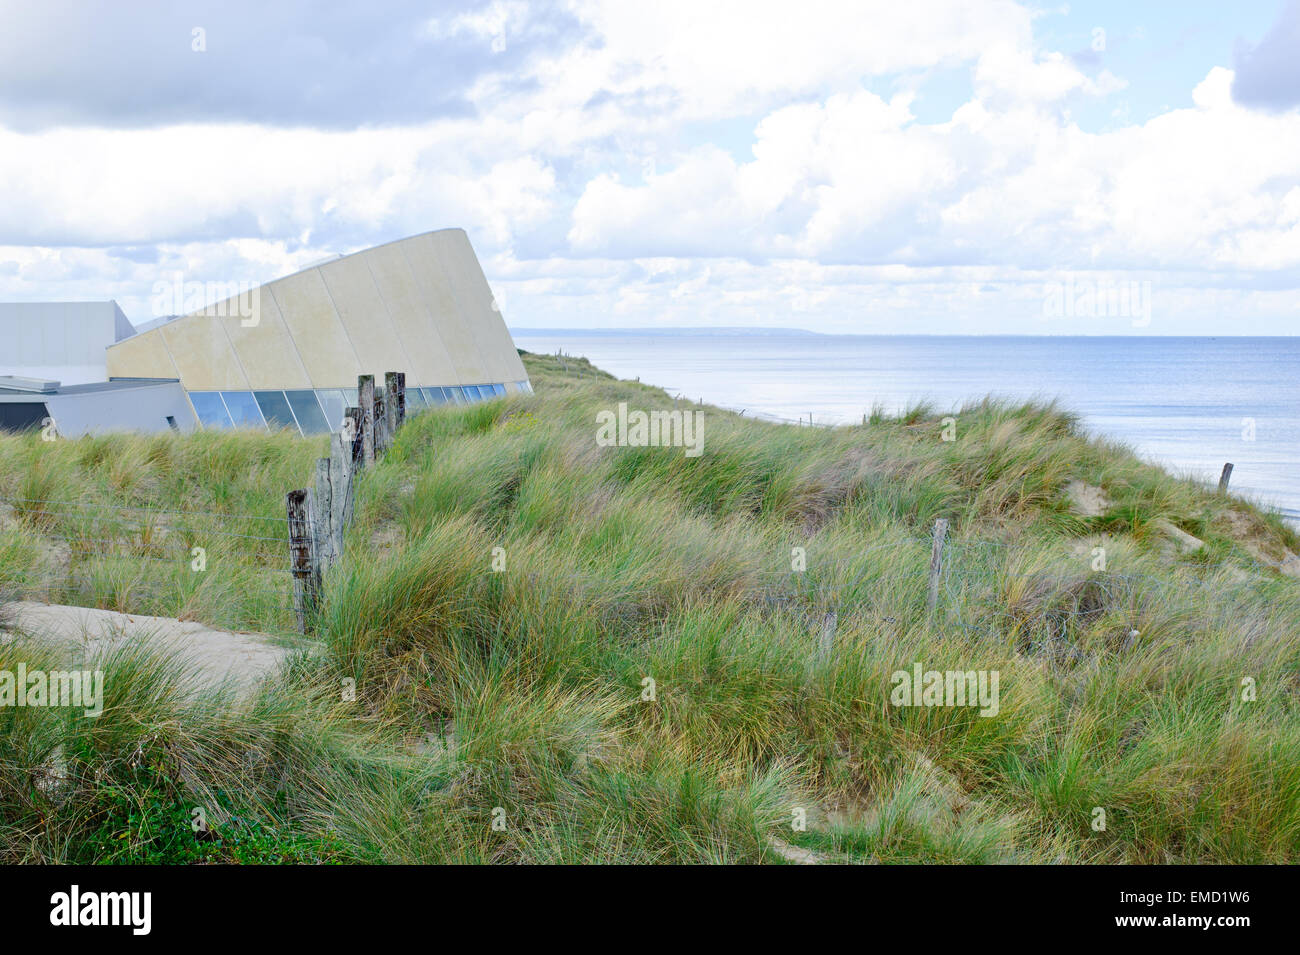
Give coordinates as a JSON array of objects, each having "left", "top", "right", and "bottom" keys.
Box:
[{"left": 2, "top": 351, "right": 1298, "bottom": 863}]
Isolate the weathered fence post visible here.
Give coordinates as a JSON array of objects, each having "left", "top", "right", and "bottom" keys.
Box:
[
  {"left": 286, "top": 488, "right": 319, "bottom": 633},
  {"left": 329, "top": 431, "right": 352, "bottom": 560},
  {"left": 373, "top": 390, "right": 388, "bottom": 456},
  {"left": 358, "top": 375, "right": 376, "bottom": 466},
  {"left": 313, "top": 457, "right": 334, "bottom": 569},
  {"left": 818, "top": 610, "right": 837, "bottom": 663},
  {"left": 344, "top": 408, "right": 363, "bottom": 468},
  {"left": 927, "top": 518, "right": 949, "bottom": 614},
  {"left": 385, "top": 372, "right": 406, "bottom": 433},
  {"left": 1218, "top": 462, "right": 1233, "bottom": 494}
]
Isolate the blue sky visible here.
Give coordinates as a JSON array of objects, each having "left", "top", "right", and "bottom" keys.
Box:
[{"left": 0, "top": 0, "right": 1298, "bottom": 335}]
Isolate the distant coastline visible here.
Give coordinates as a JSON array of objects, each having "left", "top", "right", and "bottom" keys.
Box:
[{"left": 511, "top": 327, "right": 1298, "bottom": 339}]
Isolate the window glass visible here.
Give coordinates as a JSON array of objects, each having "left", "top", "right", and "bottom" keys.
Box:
[
  {"left": 220, "top": 391, "right": 266, "bottom": 429},
  {"left": 466, "top": 385, "right": 484, "bottom": 401},
  {"left": 447, "top": 386, "right": 466, "bottom": 404},
  {"left": 286, "top": 390, "right": 330, "bottom": 435},
  {"left": 341, "top": 387, "right": 358, "bottom": 408},
  {"left": 519, "top": 381, "right": 533, "bottom": 394},
  {"left": 254, "top": 391, "right": 298, "bottom": 433},
  {"left": 491, "top": 383, "right": 506, "bottom": 397},
  {"left": 0, "top": 401, "right": 51, "bottom": 432},
  {"left": 404, "top": 387, "right": 426, "bottom": 410},
  {"left": 316, "top": 389, "right": 348, "bottom": 430},
  {"left": 190, "top": 392, "right": 232, "bottom": 429}
]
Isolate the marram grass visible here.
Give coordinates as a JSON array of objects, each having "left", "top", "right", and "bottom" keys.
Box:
[{"left": 1, "top": 351, "right": 1298, "bottom": 863}]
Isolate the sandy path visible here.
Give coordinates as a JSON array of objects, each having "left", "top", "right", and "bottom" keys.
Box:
[{"left": 0, "top": 601, "right": 295, "bottom": 692}]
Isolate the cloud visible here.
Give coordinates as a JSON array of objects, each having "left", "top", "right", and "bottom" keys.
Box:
[
  {"left": 1, "top": 0, "right": 1297, "bottom": 335},
  {"left": 567, "top": 66, "right": 1300, "bottom": 276},
  {"left": 0, "top": 0, "right": 584, "bottom": 130},
  {"left": 1232, "top": 0, "right": 1300, "bottom": 112}
]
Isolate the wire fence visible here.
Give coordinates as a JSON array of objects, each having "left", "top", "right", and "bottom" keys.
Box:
[
  {"left": 0, "top": 494, "right": 300, "bottom": 628},
  {"left": 456, "top": 528, "right": 1285, "bottom": 665},
  {"left": 3, "top": 477, "right": 1287, "bottom": 654}
]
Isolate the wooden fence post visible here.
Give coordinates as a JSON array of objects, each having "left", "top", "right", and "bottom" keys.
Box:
[
  {"left": 313, "top": 457, "right": 334, "bottom": 569},
  {"left": 329, "top": 431, "right": 352, "bottom": 560},
  {"left": 286, "top": 488, "right": 319, "bottom": 633},
  {"left": 1218, "top": 462, "right": 1233, "bottom": 494},
  {"left": 927, "top": 518, "right": 949, "bottom": 614},
  {"left": 385, "top": 372, "right": 406, "bottom": 433},
  {"left": 371, "top": 392, "right": 384, "bottom": 459},
  {"left": 358, "top": 375, "right": 376, "bottom": 466},
  {"left": 344, "top": 408, "right": 363, "bottom": 467}
]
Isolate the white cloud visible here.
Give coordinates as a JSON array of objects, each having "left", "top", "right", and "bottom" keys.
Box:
[{"left": 1, "top": 0, "right": 1298, "bottom": 335}]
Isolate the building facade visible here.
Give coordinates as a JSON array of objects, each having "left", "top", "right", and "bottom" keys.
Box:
[
  {"left": 0, "top": 377, "right": 195, "bottom": 436},
  {"left": 0, "top": 301, "right": 136, "bottom": 386},
  {"left": 105, "top": 228, "right": 530, "bottom": 436}
]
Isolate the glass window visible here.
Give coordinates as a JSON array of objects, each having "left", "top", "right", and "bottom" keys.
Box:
[
  {"left": 447, "top": 387, "right": 466, "bottom": 404},
  {"left": 465, "top": 385, "right": 484, "bottom": 401},
  {"left": 341, "top": 387, "right": 358, "bottom": 408},
  {"left": 316, "top": 389, "right": 348, "bottom": 430},
  {"left": 221, "top": 391, "right": 266, "bottom": 429},
  {"left": 286, "top": 390, "right": 330, "bottom": 435},
  {"left": 491, "top": 383, "right": 506, "bottom": 397},
  {"left": 254, "top": 391, "right": 298, "bottom": 433},
  {"left": 404, "top": 387, "right": 426, "bottom": 411},
  {"left": 190, "top": 392, "right": 232, "bottom": 429},
  {"left": 519, "top": 380, "right": 533, "bottom": 394}
]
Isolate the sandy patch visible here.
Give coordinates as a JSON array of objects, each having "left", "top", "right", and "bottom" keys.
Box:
[
  {"left": 768, "top": 837, "right": 821, "bottom": 865},
  {"left": 0, "top": 601, "right": 293, "bottom": 692}
]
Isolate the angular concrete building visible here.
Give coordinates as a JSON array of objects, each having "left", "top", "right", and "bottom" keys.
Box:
[{"left": 105, "top": 229, "right": 530, "bottom": 436}]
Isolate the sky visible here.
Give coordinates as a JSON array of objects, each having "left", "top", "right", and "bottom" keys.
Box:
[{"left": 1, "top": 0, "right": 1298, "bottom": 335}]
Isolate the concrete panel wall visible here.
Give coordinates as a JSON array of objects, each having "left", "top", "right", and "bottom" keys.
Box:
[
  {"left": 104, "top": 328, "right": 181, "bottom": 380},
  {"left": 361, "top": 240, "right": 460, "bottom": 385},
  {"left": 401, "top": 233, "right": 489, "bottom": 383},
  {"left": 317, "top": 252, "right": 410, "bottom": 385},
  {"left": 105, "top": 229, "right": 529, "bottom": 394},
  {"left": 430, "top": 230, "right": 528, "bottom": 382},
  {"left": 157, "top": 314, "right": 248, "bottom": 391},
  {"left": 265, "top": 270, "right": 362, "bottom": 389},
  {"left": 221, "top": 292, "right": 313, "bottom": 390}
]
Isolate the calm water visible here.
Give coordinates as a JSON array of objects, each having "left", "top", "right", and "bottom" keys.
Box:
[{"left": 513, "top": 332, "right": 1300, "bottom": 522}]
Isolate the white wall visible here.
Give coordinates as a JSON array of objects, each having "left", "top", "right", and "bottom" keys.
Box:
[
  {"left": 0, "top": 301, "right": 135, "bottom": 385},
  {"left": 42, "top": 382, "right": 197, "bottom": 436}
]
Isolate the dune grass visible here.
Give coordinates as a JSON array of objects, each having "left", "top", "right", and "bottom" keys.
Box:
[
  {"left": 0, "top": 427, "right": 321, "bottom": 634},
  {"left": 2, "top": 350, "right": 1298, "bottom": 863}
]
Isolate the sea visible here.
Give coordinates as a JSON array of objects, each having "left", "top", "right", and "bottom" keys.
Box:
[{"left": 511, "top": 331, "right": 1300, "bottom": 524}]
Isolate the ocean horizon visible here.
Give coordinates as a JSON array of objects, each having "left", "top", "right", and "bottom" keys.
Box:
[{"left": 512, "top": 330, "right": 1300, "bottom": 523}]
